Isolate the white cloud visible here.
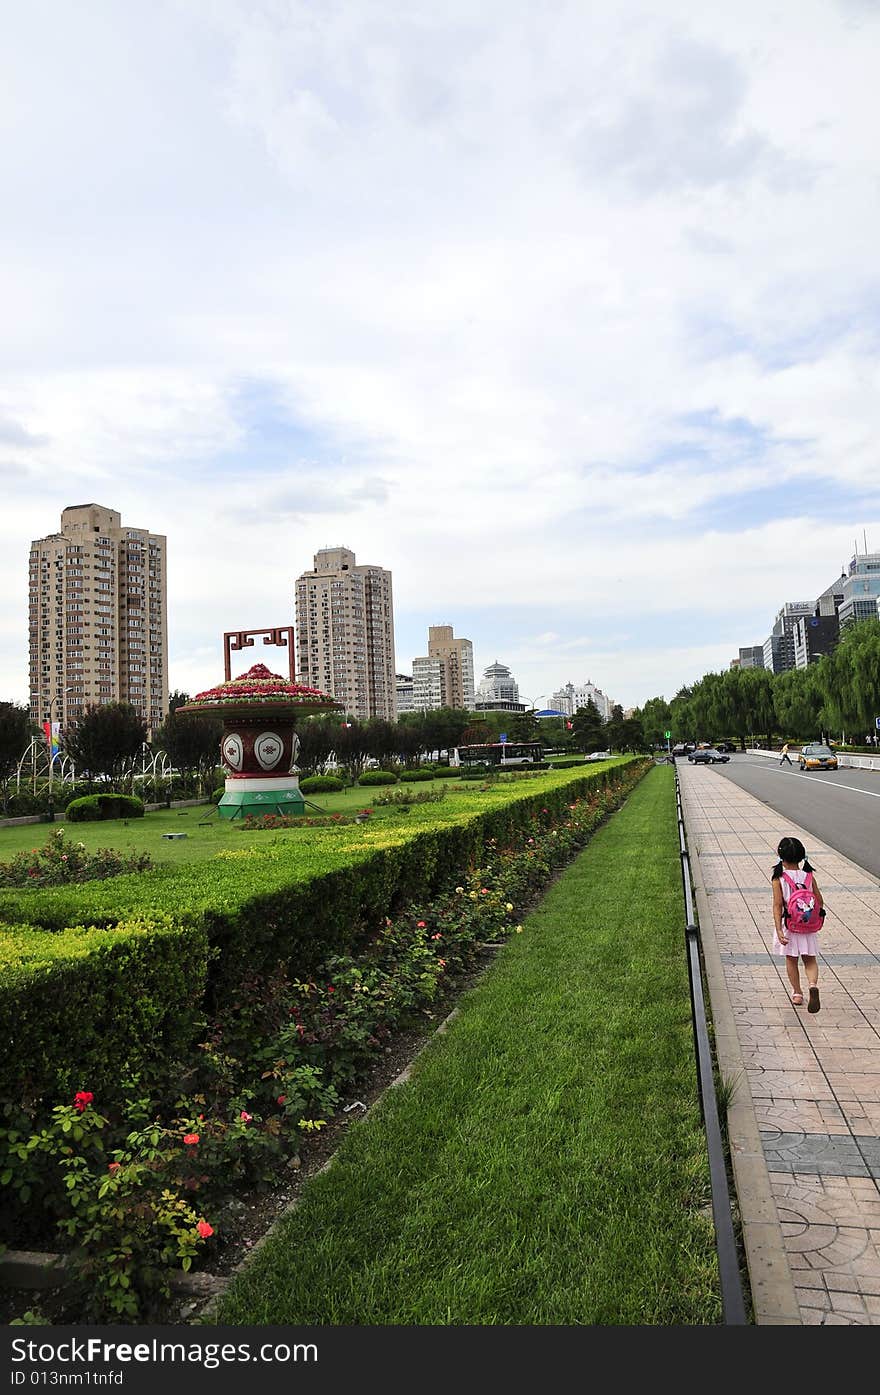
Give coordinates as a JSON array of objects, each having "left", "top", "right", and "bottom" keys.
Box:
[{"left": 2, "top": 0, "right": 880, "bottom": 709}]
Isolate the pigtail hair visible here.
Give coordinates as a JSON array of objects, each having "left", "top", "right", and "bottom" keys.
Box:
[
  {"left": 771, "top": 860, "right": 783, "bottom": 880},
  {"left": 803, "top": 858, "right": 814, "bottom": 873}
]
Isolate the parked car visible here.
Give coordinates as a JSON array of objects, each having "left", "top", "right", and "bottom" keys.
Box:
[
  {"left": 798, "top": 743, "right": 838, "bottom": 771},
  {"left": 584, "top": 750, "right": 611, "bottom": 761},
  {"left": 714, "top": 741, "right": 736, "bottom": 752},
  {"left": 671, "top": 743, "right": 689, "bottom": 756},
  {"left": 687, "top": 747, "right": 730, "bottom": 764}
]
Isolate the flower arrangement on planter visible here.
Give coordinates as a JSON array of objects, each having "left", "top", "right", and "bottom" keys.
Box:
[{"left": 177, "top": 665, "right": 341, "bottom": 820}]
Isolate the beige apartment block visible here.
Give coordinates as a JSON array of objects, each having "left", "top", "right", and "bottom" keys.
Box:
[
  {"left": 294, "top": 546, "right": 397, "bottom": 721},
  {"left": 426, "top": 624, "right": 475, "bottom": 710},
  {"left": 29, "top": 504, "right": 169, "bottom": 736}
]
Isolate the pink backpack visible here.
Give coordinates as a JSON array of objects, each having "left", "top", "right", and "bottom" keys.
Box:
[{"left": 782, "top": 871, "right": 824, "bottom": 933}]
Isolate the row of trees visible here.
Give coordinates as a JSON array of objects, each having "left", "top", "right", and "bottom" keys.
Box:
[
  {"left": 0, "top": 688, "right": 654, "bottom": 812},
  {"left": 635, "top": 619, "right": 880, "bottom": 748}
]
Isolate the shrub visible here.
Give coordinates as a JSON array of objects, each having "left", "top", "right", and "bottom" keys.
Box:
[
  {"left": 356, "top": 771, "right": 398, "bottom": 786},
  {"left": 0, "top": 917, "right": 210, "bottom": 1106},
  {"left": 371, "top": 787, "right": 446, "bottom": 806},
  {"left": 550, "top": 758, "right": 585, "bottom": 769},
  {"left": 299, "top": 775, "right": 345, "bottom": 794},
  {"left": 212, "top": 787, "right": 226, "bottom": 804},
  {"left": 66, "top": 794, "right": 145, "bottom": 822},
  {"left": 399, "top": 769, "right": 436, "bottom": 783}
]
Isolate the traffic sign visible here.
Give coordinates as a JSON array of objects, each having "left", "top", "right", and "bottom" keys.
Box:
[
  {"left": 875, "top": 716, "right": 880, "bottom": 730},
  {"left": 664, "top": 730, "right": 671, "bottom": 739},
  {"left": 499, "top": 733, "right": 508, "bottom": 743}
]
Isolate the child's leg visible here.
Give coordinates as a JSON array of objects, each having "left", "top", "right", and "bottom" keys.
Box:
[
  {"left": 801, "top": 954, "right": 820, "bottom": 1012},
  {"left": 784, "top": 955, "right": 802, "bottom": 998}
]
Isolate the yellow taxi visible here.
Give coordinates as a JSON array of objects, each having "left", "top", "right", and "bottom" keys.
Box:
[{"left": 798, "top": 743, "right": 838, "bottom": 771}]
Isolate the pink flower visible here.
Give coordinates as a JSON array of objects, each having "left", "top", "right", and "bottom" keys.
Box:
[
  {"left": 197, "top": 1220, "right": 214, "bottom": 1239},
  {"left": 183, "top": 1133, "right": 200, "bottom": 1145},
  {"left": 480, "top": 888, "right": 488, "bottom": 895},
  {"left": 239, "top": 1110, "right": 252, "bottom": 1123},
  {"left": 416, "top": 920, "right": 427, "bottom": 928},
  {"left": 73, "top": 1091, "right": 93, "bottom": 1113},
  {"left": 277, "top": 1095, "right": 287, "bottom": 1105},
  {"left": 327, "top": 985, "right": 335, "bottom": 993},
  {"left": 431, "top": 933, "right": 442, "bottom": 941}
]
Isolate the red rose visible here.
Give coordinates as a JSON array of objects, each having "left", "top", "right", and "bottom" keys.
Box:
[
  {"left": 183, "top": 1133, "right": 200, "bottom": 1145},
  {"left": 73, "top": 1091, "right": 93, "bottom": 1113},
  {"left": 197, "top": 1220, "right": 214, "bottom": 1239},
  {"left": 107, "top": 1162, "right": 121, "bottom": 1173}
]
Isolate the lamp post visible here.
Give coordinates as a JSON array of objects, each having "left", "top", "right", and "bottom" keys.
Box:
[{"left": 44, "top": 688, "right": 73, "bottom": 820}]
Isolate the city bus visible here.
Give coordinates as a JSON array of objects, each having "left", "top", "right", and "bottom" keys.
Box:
[{"left": 449, "top": 742, "right": 544, "bottom": 769}]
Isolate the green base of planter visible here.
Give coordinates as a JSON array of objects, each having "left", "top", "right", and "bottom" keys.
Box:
[{"left": 217, "top": 787, "right": 306, "bottom": 819}]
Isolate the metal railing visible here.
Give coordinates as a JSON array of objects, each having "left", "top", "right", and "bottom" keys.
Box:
[{"left": 674, "top": 760, "right": 748, "bottom": 1325}]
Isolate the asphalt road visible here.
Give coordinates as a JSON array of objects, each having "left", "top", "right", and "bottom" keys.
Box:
[{"left": 694, "top": 753, "right": 880, "bottom": 879}]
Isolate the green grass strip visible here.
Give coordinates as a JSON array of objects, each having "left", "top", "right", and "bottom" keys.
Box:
[{"left": 214, "top": 767, "right": 722, "bottom": 1326}]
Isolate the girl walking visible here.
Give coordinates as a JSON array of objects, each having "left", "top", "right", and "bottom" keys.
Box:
[{"left": 771, "top": 836, "right": 824, "bottom": 1011}]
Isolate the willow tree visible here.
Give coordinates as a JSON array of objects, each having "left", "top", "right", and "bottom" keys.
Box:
[{"left": 817, "top": 619, "right": 880, "bottom": 735}]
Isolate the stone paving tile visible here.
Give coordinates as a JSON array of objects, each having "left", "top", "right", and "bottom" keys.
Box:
[
  {"left": 679, "top": 763, "right": 880, "bottom": 1326},
  {"left": 760, "top": 1130, "right": 880, "bottom": 1177}
]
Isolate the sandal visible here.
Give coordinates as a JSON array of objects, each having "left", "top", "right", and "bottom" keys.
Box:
[
  {"left": 790, "top": 991, "right": 804, "bottom": 1006},
  {"left": 808, "top": 985, "right": 820, "bottom": 1014}
]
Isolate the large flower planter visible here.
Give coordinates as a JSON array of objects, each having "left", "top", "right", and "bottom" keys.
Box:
[{"left": 178, "top": 664, "right": 340, "bottom": 819}]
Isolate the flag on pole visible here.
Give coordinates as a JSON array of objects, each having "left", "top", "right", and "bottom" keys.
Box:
[{"left": 43, "top": 721, "right": 61, "bottom": 767}]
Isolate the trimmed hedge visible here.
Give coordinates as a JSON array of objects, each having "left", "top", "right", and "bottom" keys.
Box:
[
  {"left": 399, "top": 769, "right": 436, "bottom": 783},
  {"left": 299, "top": 775, "right": 346, "bottom": 794},
  {"left": 357, "top": 771, "right": 398, "bottom": 786},
  {"left": 212, "top": 786, "right": 226, "bottom": 804},
  {"left": 66, "top": 793, "right": 146, "bottom": 822},
  {"left": 0, "top": 917, "right": 210, "bottom": 1106},
  {"left": 0, "top": 760, "right": 649, "bottom": 1109}
]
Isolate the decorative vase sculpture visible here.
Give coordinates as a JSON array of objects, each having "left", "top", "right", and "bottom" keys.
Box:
[{"left": 178, "top": 663, "right": 340, "bottom": 819}]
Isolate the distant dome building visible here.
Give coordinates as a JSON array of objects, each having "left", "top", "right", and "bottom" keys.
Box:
[{"left": 474, "top": 660, "right": 527, "bottom": 713}]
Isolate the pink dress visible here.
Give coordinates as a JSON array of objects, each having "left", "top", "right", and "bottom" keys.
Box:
[{"left": 773, "top": 867, "right": 821, "bottom": 957}]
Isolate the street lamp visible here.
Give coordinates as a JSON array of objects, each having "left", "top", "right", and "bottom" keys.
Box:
[{"left": 44, "top": 687, "right": 73, "bottom": 819}]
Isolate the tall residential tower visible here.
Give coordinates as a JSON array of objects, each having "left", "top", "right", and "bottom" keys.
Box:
[
  {"left": 28, "top": 504, "right": 168, "bottom": 734},
  {"left": 294, "top": 547, "right": 397, "bottom": 721}
]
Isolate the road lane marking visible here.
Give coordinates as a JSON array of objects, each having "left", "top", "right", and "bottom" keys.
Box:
[{"left": 729, "top": 761, "right": 880, "bottom": 800}]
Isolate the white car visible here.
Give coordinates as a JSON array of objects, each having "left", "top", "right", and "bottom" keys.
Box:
[{"left": 584, "top": 750, "right": 611, "bottom": 761}]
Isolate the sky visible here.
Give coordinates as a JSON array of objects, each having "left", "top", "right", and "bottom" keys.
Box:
[{"left": 2, "top": 0, "right": 880, "bottom": 712}]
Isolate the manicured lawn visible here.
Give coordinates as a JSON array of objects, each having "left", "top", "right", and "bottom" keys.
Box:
[
  {"left": 213, "top": 766, "right": 722, "bottom": 1326},
  {"left": 0, "top": 766, "right": 619, "bottom": 866}
]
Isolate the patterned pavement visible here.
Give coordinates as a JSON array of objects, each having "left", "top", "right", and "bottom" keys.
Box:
[{"left": 678, "top": 761, "right": 880, "bottom": 1325}]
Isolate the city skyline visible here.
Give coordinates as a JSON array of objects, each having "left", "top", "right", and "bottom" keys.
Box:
[
  {"left": 2, "top": 4, "right": 880, "bottom": 709},
  {"left": 5, "top": 511, "right": 880, "bottom": 717}
]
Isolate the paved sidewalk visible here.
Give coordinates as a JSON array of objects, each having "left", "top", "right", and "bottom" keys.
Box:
[{"left": 679, "top": 761, "right": 880, "bottom": 1326}]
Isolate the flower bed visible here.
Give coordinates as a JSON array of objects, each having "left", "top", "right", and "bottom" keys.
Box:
[{"left": 0, "top": 829, "right": 153, "bottom": 888}]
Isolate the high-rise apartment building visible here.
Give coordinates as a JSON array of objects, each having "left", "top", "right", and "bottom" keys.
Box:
[
  {"left": 29, "top": 504, "right": 168, "bottom": 735},
  {"left": 294, "top": 547, "right": 396, "bottom": 721},
  {"left": 411, "top": 656, "right": 444, "bottom": 710},
  {"left": 395, "top": 673, "right": 415, "bottom": 714},
  {"left": 426, "top": 625, "right": 475, "bottom": 710}
]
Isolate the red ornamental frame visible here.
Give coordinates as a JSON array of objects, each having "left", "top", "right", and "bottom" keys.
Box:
[{"left": 223, "top": 627, "right": 295, "bottom": 683}]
